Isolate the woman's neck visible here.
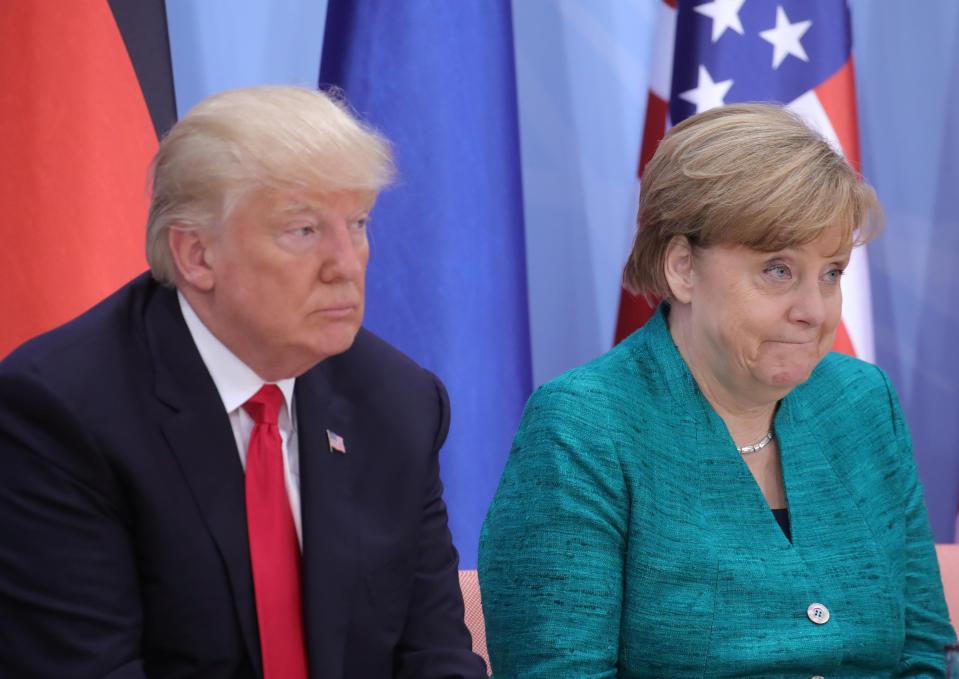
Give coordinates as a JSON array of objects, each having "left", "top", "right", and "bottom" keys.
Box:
[{"left": 667, "top": 303, "right": 780, "bottom": 447}]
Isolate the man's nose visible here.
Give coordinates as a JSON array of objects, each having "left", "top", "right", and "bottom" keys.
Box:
[{"left": 319, "top": 221, "right": 366, "bottom": 282}]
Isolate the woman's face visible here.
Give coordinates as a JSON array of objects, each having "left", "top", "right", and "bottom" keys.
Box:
[{"left": 681, "top": 223, "right": 850, "bottom": 402}]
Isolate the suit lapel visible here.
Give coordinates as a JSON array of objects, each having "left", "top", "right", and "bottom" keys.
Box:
[
  {"left": 296, "top": 364, "right": 359, "bottom": 679},
  {"left": 144, "top": 286, "right": 263, "bottom": 677}
]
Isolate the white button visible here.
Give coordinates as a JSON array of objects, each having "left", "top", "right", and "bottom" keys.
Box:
[
  {"left": 811, "top": 675, "right": 825, "bottom": 679},
  {"left": 807, "top": 603, "right": 830, "bottom": 624}
]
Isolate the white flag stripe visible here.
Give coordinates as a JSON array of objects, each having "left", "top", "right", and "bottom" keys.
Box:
[
  {"left": 649, "top": 3, "right": 677, "bottom": 101},
  {"left": 787, "top": 91, "right": 874, "bottom": 363}
]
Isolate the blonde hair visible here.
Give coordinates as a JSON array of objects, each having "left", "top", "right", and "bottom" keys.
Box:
[
  {"left": 146, "top": 85, "right": 395, "bottom": 284},
  {"left": 623, "top": 103, "right": 883, "bottom": 299}
]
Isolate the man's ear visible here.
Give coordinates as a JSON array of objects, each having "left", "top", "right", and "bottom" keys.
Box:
[
  {"left": 168, "top": 226, "right": 215, "bottom": 292},
  {"left": 663, "top": 234, "right": 695, "bottom": 304}
]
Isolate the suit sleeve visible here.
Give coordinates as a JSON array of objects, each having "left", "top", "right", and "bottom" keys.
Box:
[
  {"left": 478, "top": 381, "right": 629, "bottom": 677},
  {"left": 878, "top": 369, "right": 958, "bottom": 677},
  {"left": 0, "top": 369, "right": 148, "bottom": 679},
  {"left": 393, "top": 371, "right": 489, "bottom": 679}
]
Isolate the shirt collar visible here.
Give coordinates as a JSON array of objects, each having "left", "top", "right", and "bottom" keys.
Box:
[{"left": 177, "top": 291, "right": 295, "bottom": 423}]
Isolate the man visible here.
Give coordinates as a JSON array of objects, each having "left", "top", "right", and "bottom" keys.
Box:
[{"left": 0, "top": 86, "right": 487, "bottom": 679}]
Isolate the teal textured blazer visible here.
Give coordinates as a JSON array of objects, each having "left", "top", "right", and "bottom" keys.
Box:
[{"left": 479, "top": 306, "right": 955, "bottom": 678}]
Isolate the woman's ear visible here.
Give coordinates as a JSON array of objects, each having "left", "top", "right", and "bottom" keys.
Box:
[
  {"left": 663, "top": 234, "right": 694, "bottom": 304},
  {"left": 167, "top": 226, "right": 216, "bottom": 291}
]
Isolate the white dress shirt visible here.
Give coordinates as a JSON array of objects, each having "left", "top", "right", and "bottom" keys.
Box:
[{"left": 178, "top": 292, "right": 303, "bottom": 546}]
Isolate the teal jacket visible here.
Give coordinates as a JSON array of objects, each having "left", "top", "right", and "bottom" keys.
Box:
[{"left": 479, "top": 306, "right": 955, "bottom": 678}]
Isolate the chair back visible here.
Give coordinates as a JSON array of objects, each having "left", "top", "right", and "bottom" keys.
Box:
[
  {"left": 459, "top": 569, "right": 491, "bottom": 675},
  {"left": 937, "top": 543, "right": 959, "bottom": 635}
]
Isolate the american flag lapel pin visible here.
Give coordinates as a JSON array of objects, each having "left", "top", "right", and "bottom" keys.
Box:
[{"left": 326, "top": 429, "right": 347, "bottom": 454}]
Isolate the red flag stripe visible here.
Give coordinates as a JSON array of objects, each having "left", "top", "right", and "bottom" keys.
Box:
[
  {"left": 814, "top": 58, "right": 862, "bottom": 174},
  {"left": 0, "top": 1, "right": 158, "bottom": 358},
  {"left": 638, "top": 92, "right": 669, "bottom": 180}
]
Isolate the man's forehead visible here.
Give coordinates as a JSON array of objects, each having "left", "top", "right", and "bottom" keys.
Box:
[{"left": 274, "top": 190, "right": 376, "bottom": 215}]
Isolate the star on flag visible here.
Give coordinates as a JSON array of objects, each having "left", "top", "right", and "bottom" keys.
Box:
[
  {"left": 678, "top": 65, "right": 734, "bottom": 114},
  {"left": 693, "top": 0, "right": 746, "bottom": 43},
  {"left": 759, "top": 5, "right": 813, "bottom": 69}
]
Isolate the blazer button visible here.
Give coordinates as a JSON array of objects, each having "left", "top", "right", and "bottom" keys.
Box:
[
  {"left": 810, "top": 675, "right": 825, "bottom": 679},
  {"left": 806, "top": 603, "right": 830, "bottom": 624}
]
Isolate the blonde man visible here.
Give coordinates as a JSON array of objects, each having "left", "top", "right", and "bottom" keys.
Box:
[{"left": 0, "top": 86, "right": 487, "bottom": 679}]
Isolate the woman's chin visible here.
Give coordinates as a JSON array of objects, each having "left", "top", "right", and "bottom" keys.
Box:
[{"left": 763, "top": 365, "right": 816, "bottom": 390}]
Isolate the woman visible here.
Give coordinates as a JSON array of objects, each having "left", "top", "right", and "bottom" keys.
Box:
[{"left": 478, "top": 104, "right": 956, "bottom": 677}]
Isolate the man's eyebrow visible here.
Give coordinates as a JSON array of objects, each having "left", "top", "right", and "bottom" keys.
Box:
[{"left": 278, "top": 201, "right": 315, "bottom": 214}]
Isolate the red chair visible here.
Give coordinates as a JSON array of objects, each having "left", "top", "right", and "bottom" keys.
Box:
[
  {"left": 937, "top": 543, "right": 959, "bottom": 635},
  {"left": 459, "top": 569, "right": 491, "bottom": 675}
]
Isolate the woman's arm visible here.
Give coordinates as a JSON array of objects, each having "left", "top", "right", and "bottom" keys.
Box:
[
  {"left": 878, "top": 368, "right": 958, "bottom": 677},
  {"left": 478, "top": 381, "right": 630, "bottom": 678}
]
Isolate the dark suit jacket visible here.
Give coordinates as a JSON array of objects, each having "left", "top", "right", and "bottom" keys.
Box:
[{"left": 0, "top": 273, "right": 486, "bottom": 679}]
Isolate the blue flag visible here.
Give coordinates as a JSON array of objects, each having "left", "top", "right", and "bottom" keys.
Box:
[{"left": 319, "top": 0, "right": 531, "bottom": 568}]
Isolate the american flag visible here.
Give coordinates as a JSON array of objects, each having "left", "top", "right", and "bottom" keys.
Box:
[
  {"left": 615, "top": 0, "right": 872, "bottom": 362},
  {"left": 326, "top": 429, "right": 347, "bottom": 455}
]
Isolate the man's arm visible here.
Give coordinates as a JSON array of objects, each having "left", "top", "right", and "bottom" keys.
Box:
[
  {"left": 0, "top": 370, "right": 148, "bottom": 679},
  {"left": 392, "top": 372, "right": 488, "bottom": 679}
]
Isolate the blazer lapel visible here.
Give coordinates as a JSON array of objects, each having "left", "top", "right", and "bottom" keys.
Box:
[
  {"left": 296, "top": 365, "right": 359, "bottom": 679},
  {"left": 144, "top": 287, "right": 263, "bottom": 677}
]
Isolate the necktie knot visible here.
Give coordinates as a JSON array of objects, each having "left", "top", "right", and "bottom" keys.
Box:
[{"left": 243, "top": 384, "right": 284, "bottom": 425}]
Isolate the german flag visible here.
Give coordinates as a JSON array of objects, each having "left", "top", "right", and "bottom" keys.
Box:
[{"left": 0, "top": 1, "right": 176, "bottom": 358}]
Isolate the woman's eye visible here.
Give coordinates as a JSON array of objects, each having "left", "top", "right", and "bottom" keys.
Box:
[
  {"left": 823, "top": 268, "right": 845, "bottom": 283},
  {"left": 765, "top": 263, "right": 790, "bottom": 279}
]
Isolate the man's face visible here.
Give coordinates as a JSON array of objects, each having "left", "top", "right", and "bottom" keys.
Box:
[{"left": 197, "top": 187, "right": 373, "bottom": 380}]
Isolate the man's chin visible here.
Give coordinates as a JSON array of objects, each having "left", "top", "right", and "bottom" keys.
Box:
[{"left": 313, "top": 326, "right": 362, "bottom": 359}]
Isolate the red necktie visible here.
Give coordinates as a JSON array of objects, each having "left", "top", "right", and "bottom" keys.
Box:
[{"left": 243, "top": 385, "right": 308, "bottom": 679}]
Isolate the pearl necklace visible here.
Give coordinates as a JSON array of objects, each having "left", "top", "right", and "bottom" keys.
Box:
[{"left": 737, "top": 430, "right": 774, "bottom": 454}]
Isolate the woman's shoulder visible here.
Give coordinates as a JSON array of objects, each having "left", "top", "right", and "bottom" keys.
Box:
[
  {"left": 522, "top": 350, "right": 633, "bottom": 443},
  {"left": 541, "top": 314, "right": 676, "bottom": 397},
  {"left": 531, "top": 334, "right": 673, "bottom": 425},
  {"left": 798, "top": 351, "right": 896, "bottom": 411},
  {"left": 788, "top": 351, "right": 907, "bottom": 456},
  {"left": 810, "top": 349, "right": 883, "bottom": 378},
  {"left": 542, "top": 340, "right": 636, "bottom": 391}
]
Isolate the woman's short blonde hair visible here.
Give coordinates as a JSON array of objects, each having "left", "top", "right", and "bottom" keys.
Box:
[
  {"left": 146, "top": 85, "right": 395, "bottom": 284},
  {"left": 623, "top": 103, "right": 883, "bottom": 299}
]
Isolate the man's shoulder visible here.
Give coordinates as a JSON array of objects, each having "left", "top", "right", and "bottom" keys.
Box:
[
  {"left": 304, "top": 329, "right": 448, "bottom": 433},
  {"left": 1, "top": 273, "right": 163, "bottom": 383},
  {"left": 343, "top": 327, "right": 419, "bottom": 365},
  {"left": 322, "top": 327, "right": 438, "bottom": 389}
]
